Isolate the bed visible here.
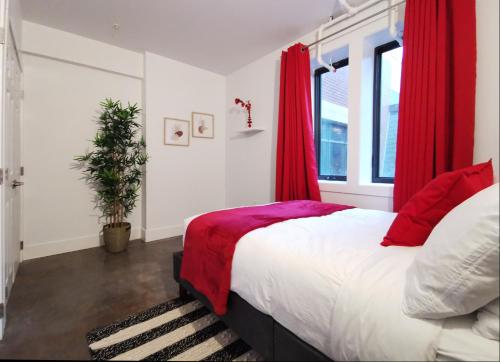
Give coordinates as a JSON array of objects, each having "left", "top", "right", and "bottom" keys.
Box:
[{"left": 174, "top": 206, "right": 499, "bottom": 361}]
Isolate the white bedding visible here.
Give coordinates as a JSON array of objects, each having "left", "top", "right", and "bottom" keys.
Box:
[
  {"left": 436, "top": 314, "right": 500, "bottom": 361},
  {"left": 183, "top": 207, "right": 499, "bottom": 361}
]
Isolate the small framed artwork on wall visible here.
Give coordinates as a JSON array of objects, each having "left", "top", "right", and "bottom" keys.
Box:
[
  {"left": 164, "top": 118, "right": 190, "bottom": 146},
  {"left": 192, "top": 112, "right": 214, "bottom": 138}
]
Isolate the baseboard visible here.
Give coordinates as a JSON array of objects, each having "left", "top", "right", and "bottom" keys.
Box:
[
  {"left": 22, "top": 228, "right": 142, "bottom": 260},
  {"left": 144, "top": 224, "right": 183, "bottom": 242},
  {"left": 22, "top": 225, "right": 182, "bottom": 260}
]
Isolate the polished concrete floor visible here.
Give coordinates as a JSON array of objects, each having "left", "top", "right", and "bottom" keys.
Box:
[{"left": 0, "top": 237, "right": 183, "bottom": 360}]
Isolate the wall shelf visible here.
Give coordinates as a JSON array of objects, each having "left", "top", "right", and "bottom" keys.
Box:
[{"left": 237, "top": 128, "right": 265, "bottom": 134}]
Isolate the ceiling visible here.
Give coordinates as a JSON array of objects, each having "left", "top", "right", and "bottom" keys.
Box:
[{"left": 20, "top": 0, "right": 369, "bottom": 75}]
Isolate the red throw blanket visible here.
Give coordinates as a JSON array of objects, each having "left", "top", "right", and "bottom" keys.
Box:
[{"left": 180, "top": 200, "right": 353, "bottom": 315}]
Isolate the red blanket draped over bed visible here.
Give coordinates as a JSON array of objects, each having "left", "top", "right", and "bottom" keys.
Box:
[{"left": 180, "top": 200, "right": 353, "bottom": 315}]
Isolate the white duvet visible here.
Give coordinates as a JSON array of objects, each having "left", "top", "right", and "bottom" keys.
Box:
[{"left": 183, "top": 208, "right": 496, "bottom": 361}]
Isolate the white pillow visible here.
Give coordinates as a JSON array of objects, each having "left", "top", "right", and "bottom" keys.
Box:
[
  {"left": 473, "top": 298, "right": 499, "bottom": 340},
  {"left": 403, "top": 183, "right": 499, "bottom": 319}
]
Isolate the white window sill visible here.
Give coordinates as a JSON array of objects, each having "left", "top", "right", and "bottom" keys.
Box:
[
  {"left": 319, "top": 180, "right": 393, "bottom": 198},
  {"left": 360, "top": 182, "right": 394, "bottom": 189},
  {"left": 318, "top": 180, "right": 347, "bottom": 185}
]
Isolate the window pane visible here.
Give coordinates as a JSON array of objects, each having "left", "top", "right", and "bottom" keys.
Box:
[
  {"left": 378, "top": 46, "right": 402, "bottom": 178},
  {"left": 319, "top": 65, "right": 349, "bottom": 178}
]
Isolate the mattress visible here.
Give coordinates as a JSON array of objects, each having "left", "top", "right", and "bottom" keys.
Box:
[{"left": 184, "top": 207, "right": 499, "bottom": 361}]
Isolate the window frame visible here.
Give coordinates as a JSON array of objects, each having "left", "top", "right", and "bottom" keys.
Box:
[
  {"left": 372, "top": 40, "right": 401, "bottom": 184},
  {"left": 314, "top": 57, "right": 349, "bottom": 181}
]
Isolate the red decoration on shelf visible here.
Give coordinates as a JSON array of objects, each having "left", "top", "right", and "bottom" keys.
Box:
[{"left": 235, "top": 98, "right": 252, "bottom": 128}]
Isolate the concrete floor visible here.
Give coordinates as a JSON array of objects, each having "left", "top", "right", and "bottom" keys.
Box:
[{"left": 0, "top": 237, "right": 183, "bottom": 360}]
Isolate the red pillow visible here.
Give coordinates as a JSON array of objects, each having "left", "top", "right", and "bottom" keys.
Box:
[{"left": 382, "top": 160, "right": 494, "bottom": 247}]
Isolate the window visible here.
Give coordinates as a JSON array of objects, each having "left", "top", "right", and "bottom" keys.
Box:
[
  {"left": 314, "top": 58, "right": 349, "bottom": 181},
  {"left": 373, "top": 41, "right": 402, "bottom": 183}
]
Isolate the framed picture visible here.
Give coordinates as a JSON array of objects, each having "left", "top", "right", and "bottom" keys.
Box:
[
  {"left": 192, "top": 112, "right": 214, "bottom": 138},
  {"left": 164, "top": 118, "right": 190, "bottom": 146}
]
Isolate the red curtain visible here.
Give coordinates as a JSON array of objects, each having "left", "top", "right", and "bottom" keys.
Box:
[
  {"left": 393, "top": 0, "right": 477, "bottom": 211},
  {"left": 275, "top": 43, "right": 321, "bottom": 202}
]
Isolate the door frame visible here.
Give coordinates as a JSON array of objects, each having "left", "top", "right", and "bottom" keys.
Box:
[{"left": 0, "top": 0, "right": 7, "bottom": 338}]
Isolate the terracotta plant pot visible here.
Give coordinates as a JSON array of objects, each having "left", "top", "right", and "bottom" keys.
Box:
[{"left": 103, "top": 222, "right": 131, "bottom": 253}]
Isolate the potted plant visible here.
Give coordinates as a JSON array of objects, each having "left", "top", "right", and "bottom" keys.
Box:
[{"left": 75, "top": 99, "right": 148, "bottom": 253}]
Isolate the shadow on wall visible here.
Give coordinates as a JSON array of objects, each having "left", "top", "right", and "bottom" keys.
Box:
[
  {"left": 269, "top": 58, "right": 281, "bottom": 202},
  {"left": 228, "top": 107, "right": 252, "bottom": 140}
]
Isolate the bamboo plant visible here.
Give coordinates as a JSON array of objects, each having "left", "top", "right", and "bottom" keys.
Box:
[{"left": 75, "top": 99, "right": 148, "bottom": 227}]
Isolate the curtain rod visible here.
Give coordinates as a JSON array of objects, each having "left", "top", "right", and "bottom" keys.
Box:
[{"left": 302, "top": 0, "right": 406, "bottom": 51}]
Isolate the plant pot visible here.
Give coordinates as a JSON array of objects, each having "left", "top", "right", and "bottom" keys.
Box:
[{"left": 103, "top": 222, "right": 131, "bottom": 253}]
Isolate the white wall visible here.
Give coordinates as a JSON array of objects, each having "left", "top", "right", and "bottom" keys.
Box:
[
  {"left": 475, "top": 0, "right": 499, "bottom": 176},
  {"left": 226, "top": 0, "right": 500, "bottom": 210},
  {"left": 226, "top": 52, "right": 280, "bottom": 207},
  {"left": 21, "top": 23, "right": 227, "bottom": 257},
  {"left": 21, "top": 22, "right": 144, "bottom": 259},
  {"left": 226, "top": 2, "right": 397, "bottom": 210},
  {"left": 22, "top": 21, "right": 143, "bottom": 79},
  {"left": 143, "top": 52, "right": 226, "bottom": 241}
]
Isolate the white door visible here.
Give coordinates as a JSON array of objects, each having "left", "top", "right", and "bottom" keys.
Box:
[{"left": 1, "top": 23, "right": 23, "bottom": 330}]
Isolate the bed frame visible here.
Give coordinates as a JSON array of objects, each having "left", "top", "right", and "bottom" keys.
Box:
[{"left": 173, "top": 251, "right": 332, "bottom": 361}]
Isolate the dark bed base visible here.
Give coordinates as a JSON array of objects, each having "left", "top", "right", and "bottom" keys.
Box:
[{"left": 173, "top": 252, "right": 332, "bottom": 361}]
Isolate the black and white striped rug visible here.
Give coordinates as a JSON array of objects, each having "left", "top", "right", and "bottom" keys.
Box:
[{"left": 87, "top": 296, "right": 262, "bottom": 361}]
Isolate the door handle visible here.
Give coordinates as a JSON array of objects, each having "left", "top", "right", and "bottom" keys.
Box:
[{"left": 11, "top": 180, "right": 24, "bottom": 189}]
